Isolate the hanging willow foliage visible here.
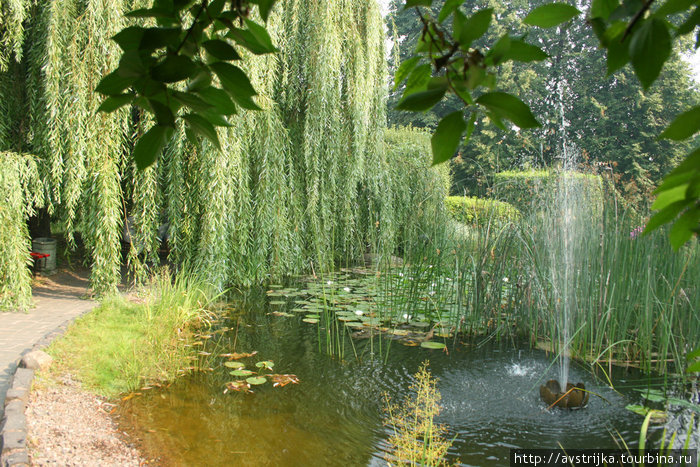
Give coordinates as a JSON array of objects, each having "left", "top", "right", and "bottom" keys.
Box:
[{"left": 0, "top": 0, "right": 450, "bottom": 303}]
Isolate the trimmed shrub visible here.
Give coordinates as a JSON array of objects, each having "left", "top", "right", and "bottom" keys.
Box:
[{"left": 445, "top": 196, "right": 520, "bottom": 227}]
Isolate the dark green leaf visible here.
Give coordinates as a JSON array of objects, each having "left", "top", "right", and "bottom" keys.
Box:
[
  {"left": 476, "top": 92, "right": 540, "bottom": 129},
  {"left": 202, "top": 39, "right": 241, "bottom": 61},
  {"left": 660, "top": 105, "right": 700, "bottom": 140},
  {"left": 125, "top": 7, "right": 174, "bottom": 18},
  {"left": 97, "top": 94, "right": 134, "bottom": 113},
  {"left": 183, "top": 113, "right": 221, "bottom": 149},
  {"left": 606, "top": 36, "right": 631, "bottom": 74},
  {"left": 197, "top": 86, "right": 238, "bottom": 115},
  {"left": 404, "top": 0, "right": 433, "bottom": 8},
  {"left": 112, "top": 27, "right": 145, "bottom": 51},
  {"left": 670, "top": 206, "right": 700, "bottom": 249},
  {"left": 652, "top": 183, "right": 689, "bottom": 211},
  {"left": 655, "top": 0, "right": 696, "bottom": 17},
  {"left": 644, "top": 200, "right": 691, "bottom": 233},
  {"left": 456, "top": 8, "right": 493, "bottom": 46},
  {"left": 464, "top": 112, "right": 476, "bottom": 144},
  {"left": 200, "top": 110, "right": 233, "bottom": 127},
  {"left": 485, "top": 34, "right": 511, "bottom": 66},
  {"left": 244, "top": 19, "right": 278, "bottom": 53},
  {"left": 438, "top": 0, "right": 462, "bottom": 22},
  {"left": 504, "top": 40, "right": 549, "bottom": 62},
  {"left": 133, "top": 125, "right": 173, "bottom": 170},
  {"left": 226, "top": 26, "right": 275, "bottom": 55},
  {"left": 140, "top": 27, "right": 181, "bottom": 51},
  {"left": 207, "top": 0, "right": 227, "bottom": 18},
  {"left": 187, "top": 70, "right": 213, "bottom": 91},
  {"left": 95, "top": 71, "right": 134, "bottom": 96},
  {"left": 396, "top": 86, "right": 447, "bottom": 111},
  {"left": 676, "top": 6, "right": 700, "bottom": 35},
  {"left": 152, "top": 55, "right": 198, "bottom": 83},
  {"left": 171, "top": 91, "right": 213, "bottom": 112},
  {"left": 210, "top": 62, "right": 260, "bottom": 110},
  {"left": 404, "top": 63, "right": 432, "bottom": 95},
  {"left": 394, "top": 57, "right": 420, "bottom": 90},
  {"left": 629, "top": 18, "right": 671, "bottom": 89},
  {"left": 523, "top": 3, "right": 581, "bottom": 28},
  {"left": 148, "top": 98, "right": 176, "bottom": 127},
  {"left": 117, "top": 50, "right": 147, "bottom": 78},
  {"left": 432, "top": 111, "right": 466, "bottom": 165},
  {"left": 252, "top": 0, "right": 276, "bottom": 22},
  {"left": 591, "top": 0, "right": 618, "bottom": 19}
]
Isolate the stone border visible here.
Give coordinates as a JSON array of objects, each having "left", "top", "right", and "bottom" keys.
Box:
[{"left": 0, "top": 315, "right": 88, "bottom": 467}]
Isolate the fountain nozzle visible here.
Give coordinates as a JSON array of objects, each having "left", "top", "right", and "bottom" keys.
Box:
[{"left": 539, "top": 380, "right": 589, "bottom": 409}]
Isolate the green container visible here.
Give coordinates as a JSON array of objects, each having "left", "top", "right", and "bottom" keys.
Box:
[{"left": 32, "top": 237, "right": 57, "bottom": 273}]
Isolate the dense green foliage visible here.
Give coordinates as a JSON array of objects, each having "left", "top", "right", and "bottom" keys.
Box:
[
  {"left": 0, "top": 1, "right": 449, "bottom": 306},
  {"left": 493, "top": 170, "right": 603, "bottom": 211},
  {"left": 0, "top": 152, "right": 44, "bottom": 310},
  {"left": 444, "top": 196, "right": 519, "bottom": 227},
  {"left": 389, "top": 0, "right": 699, "bottom": 246}
]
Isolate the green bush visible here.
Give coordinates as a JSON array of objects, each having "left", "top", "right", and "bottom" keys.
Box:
[
  {"left": 445, "top": 196, "right": 520, "bottom": 227},
  {"left": 493, "top": 170, "right": 603, "bottom": 212}
]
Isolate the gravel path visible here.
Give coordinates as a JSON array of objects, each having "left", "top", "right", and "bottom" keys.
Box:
[{"left": 26, "top": 375, "right": 145, "bottom": 466}]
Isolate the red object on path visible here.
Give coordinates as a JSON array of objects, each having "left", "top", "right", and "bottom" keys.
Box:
[{"left": 30, "top": 251, "right": 50, "bottom": 269}]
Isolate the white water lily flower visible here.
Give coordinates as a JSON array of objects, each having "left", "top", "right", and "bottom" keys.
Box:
[
  {"left": 503, "top": 277, "right": 509, "bottom": 283},
  {"left": 402, "top": 313, "right": 411, "bottom": 320},
  {"left": 429, "top": 290, "right": 436, "bottom": 296},
  {"left": 398, "top": 272, "right": 404, "bottom": 277},
  {"left": 354, "top": 310, "right": 364, "bottom": 316},
  {"left": 343, "top": 287, "right": 351, "bottom": 292},
  {"left": 327, "top": 280, "right": 333, "bottom": 285}
]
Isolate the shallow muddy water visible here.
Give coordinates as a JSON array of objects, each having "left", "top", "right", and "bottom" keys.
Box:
[{"left": 117, "top": 285, "right": 669, "bottom": 466}]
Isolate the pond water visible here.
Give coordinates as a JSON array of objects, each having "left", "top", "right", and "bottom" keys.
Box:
[{"left": 117, "top": 281, "right": 670, "bottom": 466}]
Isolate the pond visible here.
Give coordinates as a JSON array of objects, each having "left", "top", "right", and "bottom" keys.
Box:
[{"left": 117, "top": 273, "right": 670, "bottom": 466}]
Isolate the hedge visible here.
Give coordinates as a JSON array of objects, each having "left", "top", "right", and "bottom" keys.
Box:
[{"left": 444, "top": 196, "right": 520, "bottom": 227}]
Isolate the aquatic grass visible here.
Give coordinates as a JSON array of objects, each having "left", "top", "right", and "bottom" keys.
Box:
[
  {"left": 46, "top": 269, "right": 216, "bottom": 397},
  {"left": 383, "top": 361, "right": 454, "bottom": 466}
]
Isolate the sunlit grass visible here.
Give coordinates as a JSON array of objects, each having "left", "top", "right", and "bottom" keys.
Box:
[{"left": 46, "top": 269, "right": 215, "bottom": 397}]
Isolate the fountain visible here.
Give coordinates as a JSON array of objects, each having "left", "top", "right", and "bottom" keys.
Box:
[{"left": 539, "top": 85, "right": 590, "bottom": 409}]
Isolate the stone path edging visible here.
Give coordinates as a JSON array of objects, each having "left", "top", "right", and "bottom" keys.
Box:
[{"left": 1, "top": 308, "right": 93, "bottom": 467}]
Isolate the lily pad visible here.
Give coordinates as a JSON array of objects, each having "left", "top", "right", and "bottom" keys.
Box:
[
  {"left": 255, "top": 360, "right": 275, "bottom": 370},
  {"left": 246, "top": 376, "right": 267, "bottom": 385},
  {"left": 230, "top": 369, "right": 254, "bottom": 376},
  {"left": 224, "top": 361, "right": 245, "bottom": 369},
  {"left": 225, "top": 380, "right": 251, "bottom": 392},
  {"left": 420, "top": 341, "right": 446, "bottom": 350},
  {"left": 269, "top": 300, "right": 287, "bottom": 305},
  {"left": 302, "top": 318, "right": 319, "bottom": 324}
]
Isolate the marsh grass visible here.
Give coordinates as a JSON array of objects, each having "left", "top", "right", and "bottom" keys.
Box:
[{"left": 46, "top": 269, "right": 216, "bottom": 397}]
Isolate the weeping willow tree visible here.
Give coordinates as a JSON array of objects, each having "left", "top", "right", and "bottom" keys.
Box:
[{"left": 0, "top": 0, "right": 448, "bottom": 307}]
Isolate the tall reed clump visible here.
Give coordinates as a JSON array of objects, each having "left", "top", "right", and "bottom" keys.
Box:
[
  {"left": 47, "top": 269, "right": 215, "bottom": 397},
  {"left": 383, "top": 361, "right": 455, "bottom": 466},
  {"left": 498, "top": 175, "right": 700, "bottom": 373}
]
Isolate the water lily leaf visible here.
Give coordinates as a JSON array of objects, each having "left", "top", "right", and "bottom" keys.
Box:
[
  {"left": 230, "top": 369, "right": 254, "bottom": 376},
  {"left": 225, "top": 380, "right": 251, "bottom": 392},
  {"left": 246, "top": 376, "right": 267, "bottom": 385},
  {"left": 302, "top": 318, "right": 319, "bottom": 324},
  {"left": 420, "top": 341, "right": 447, "bottom": 350},
  {"left": 220, "top": 351, "right": 258, "bottom": 360},
  {"left": 255, "top": 360, "right": 275, "bottom": 370},
  {"left": 270, "top": 374, "right": 300, "bottom": 388},
  {"left": 224, "top": 361, "right": 245, "bottom": 369}
]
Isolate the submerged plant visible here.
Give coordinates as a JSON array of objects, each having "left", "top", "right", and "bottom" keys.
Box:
[{"left": 383, "top": 361, "right": 455, "bottom": 466}]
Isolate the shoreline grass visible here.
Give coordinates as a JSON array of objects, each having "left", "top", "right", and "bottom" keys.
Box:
[{"left": 44, "top": 270, "right": 215, "bottom": 398}]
